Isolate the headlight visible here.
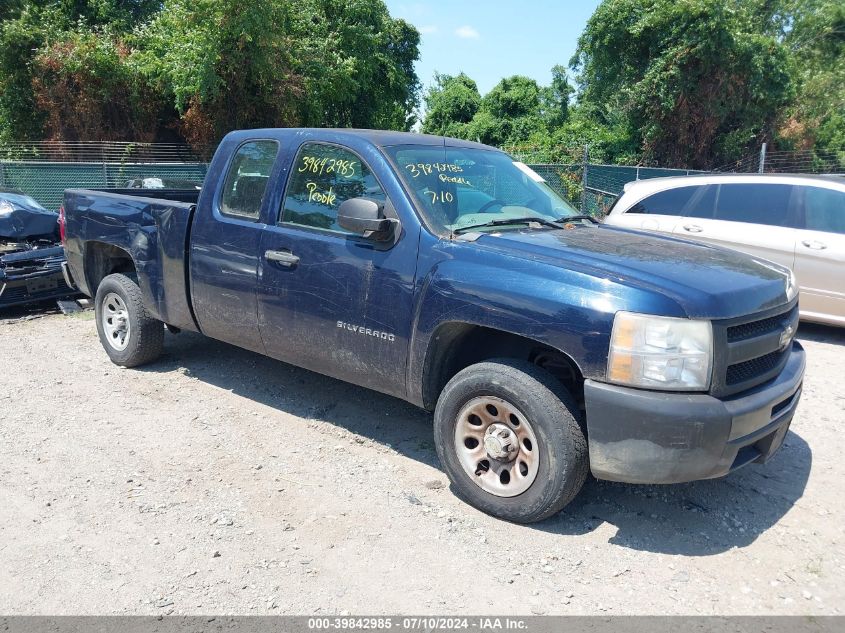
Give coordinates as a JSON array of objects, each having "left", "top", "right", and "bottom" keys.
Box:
[
  {"left": 608, "top": 312, "right": 713, "bottom": 391},
  {"left": 786, "top": 268, "right": 798, "bottom": 302},
  {"left": 0, "top": 200, "right": 13, "bottom": 216}
]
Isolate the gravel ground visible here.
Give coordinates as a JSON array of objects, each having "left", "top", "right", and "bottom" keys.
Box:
[{"left": 0, "top": 306, "right": 843, "bottom": 615}]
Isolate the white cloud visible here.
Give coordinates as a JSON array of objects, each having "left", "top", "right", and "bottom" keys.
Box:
[
  {"left": 418, "top": 25, "right": 439, "bottom": 35},
  {"left": 454, "top": 25, "right": 480, "bottom": 39}
]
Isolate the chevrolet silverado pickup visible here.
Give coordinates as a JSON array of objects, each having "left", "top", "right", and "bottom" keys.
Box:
[{"left": 62, "top": 129, "right": 805, "bottom": 523}]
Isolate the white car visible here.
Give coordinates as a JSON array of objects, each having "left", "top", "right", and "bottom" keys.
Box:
[{"left": 604, "top": 173, "right": 845, "bottom": 326}]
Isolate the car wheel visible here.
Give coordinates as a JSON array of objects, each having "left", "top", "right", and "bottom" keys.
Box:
[
  {"left": 94, "top": 273, "right": 164, "bottom": 367},
  {"left": 434, "top": 358, "right": 588, "bottom": 523}
]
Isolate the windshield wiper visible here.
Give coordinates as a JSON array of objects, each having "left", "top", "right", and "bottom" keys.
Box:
[
  {"left": 452, "top": 216, "right": 565, "bottom": 234},
  {"left": 453, "top": 214, "right": 598, "bottom": 235},
  {"left": 557, "top": 214, "right": 599, "bottom": 224}
]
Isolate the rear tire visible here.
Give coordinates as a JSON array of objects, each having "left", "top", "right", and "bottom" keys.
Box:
[
  {"left": 94, "top": 273, "right": 164, "bottom": 367},
  {"left": 433, "top": 358, "right": 588, "bottom": 523}
]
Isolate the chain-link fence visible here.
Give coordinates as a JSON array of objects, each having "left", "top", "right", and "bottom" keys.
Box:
[
  {"left": 713, "top": 144, "right": 845, "bottom": 174},
  {"left": 512, "top": 143, "right": 845, "bottom": 216},
  {"left": 7, "top": 140, "right": 839, "bottom": 217},
  {"left": 0, "top": 141, "right": 210, "bottom": 210},
  {"left": 0, "top": 161, "right": 208, "bottom": 210},
  {"left": 0, "top": 157, "right": 697, "bottom": 216},
  {"left": 530, "top": 163, "right": 707, "bottom": 216}
]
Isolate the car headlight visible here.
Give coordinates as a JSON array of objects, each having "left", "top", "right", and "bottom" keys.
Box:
[
  {"left": 608, "top": 312, "right": 713, "bottom": 391},
  {"left": 0, "top": 200, "right": 13, "bottom": 216},
  {"left": 786, "top": 268, "right": 798, "bottom": 302}
]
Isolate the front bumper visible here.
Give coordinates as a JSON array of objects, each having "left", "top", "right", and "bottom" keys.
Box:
[
  {"left": 0, "top": 269, "right": 75, "bottom": 308},
  {"left": 0, "top": 247, "right": 77, "bottom": 309},
  {"left": 584, "top": 341, "right": 805, "bottom": 484}
]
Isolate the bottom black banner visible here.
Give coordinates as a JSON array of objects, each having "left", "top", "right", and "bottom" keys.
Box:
[{"left": 0, "top": 617, "right": 841, "bottom": 633}]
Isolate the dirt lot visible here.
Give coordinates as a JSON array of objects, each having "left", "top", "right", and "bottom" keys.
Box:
[{"left": 0, "top": 308, "right": 843, "bottom": 615}]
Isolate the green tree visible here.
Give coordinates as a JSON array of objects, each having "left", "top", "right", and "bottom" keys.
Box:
[
  {"left": 0, "top": 4, "right": 50, "bottom": 142},
  {"left": 293, "top": 0, "right": 420, "bottom": 131},
  {"left": 421, "top": 72, "right": 481, "bottom": 137},
  {"left": 33, "top": 29, "right": 163, "bottom": 142},
  {"left": 482, "top": 75, "right": 541, "bottom": 120},
  {"left": 467, "top": 75, "right": 547, "bottom": 146},
  {"left": 132, "top": 0, "right": 303, "bottom": 147},
  {"left": 540, "top": 64, "right": 573, "bottom": 129},
  {"left": 135, "top": 0, "right": 420, "bottom": 147},
  {"left": 779, "top": 0, "right": 845, "bottom": 154},
  {"left": 0, "top": 0, "right": 163, "bottom": 143},
  {"left": 571, "top": 0, "right": 795, "bottom": 168},
  {"left": 421, "top": 69, "right": 579, "bottom": 150},
  {"left": 1, "top": 1, "right": 420, "bottom": 147}
]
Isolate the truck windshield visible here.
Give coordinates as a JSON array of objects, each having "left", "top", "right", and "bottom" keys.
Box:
[{"left": 384, "top": 144, "right": 579, "bottom": 233}]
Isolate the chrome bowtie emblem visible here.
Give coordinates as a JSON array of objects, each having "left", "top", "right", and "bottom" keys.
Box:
[{"left": 779, "top": 324, "right": 794, "bottom": 349}]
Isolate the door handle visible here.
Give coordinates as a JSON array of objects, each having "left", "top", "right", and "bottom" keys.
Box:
[
  {"left": 265, "top": 249, "right": 300, "bottom": 267},
  {"left": 801, "top": 240, "right": 827, "bottom": 250},
  {"left": 682, "top": 224, "right": 703, "bottom": 233}
]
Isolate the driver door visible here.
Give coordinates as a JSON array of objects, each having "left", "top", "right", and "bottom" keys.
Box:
[{"left": 257, "top": 141, "right": 419, "bottom": 399}]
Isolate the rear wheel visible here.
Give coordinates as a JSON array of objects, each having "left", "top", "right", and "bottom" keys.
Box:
[
  {"left": 434, "top": 359, "right": 588, "bottom": 523},
  {"left": 94, "top": 273, "right": 163, "bottom": 367}
]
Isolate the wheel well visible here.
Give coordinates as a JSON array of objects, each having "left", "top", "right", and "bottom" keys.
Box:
[
  {"left": 421, "top": 323, "right": 585, "bottom": 412},
  {"left": 84, "top": 242, "right": 136, "bottom": 296}
]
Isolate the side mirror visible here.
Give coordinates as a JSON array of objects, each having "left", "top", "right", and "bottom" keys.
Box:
[{"left": 338, "top": 197, "right": 398, "bottom": 240}]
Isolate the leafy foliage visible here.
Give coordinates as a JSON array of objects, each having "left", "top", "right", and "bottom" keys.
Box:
[
  {"left": 779, "top": 0, "right": 845, "bottom": 153},
  {"left": 420, "top": 0, "right": 841, "bottom": 169},
  {"left": 570, "top": 0, "right": 795, "bottom": 168},
  {"left": 1, "top": 0, "right": 842, "bottom": 169},
  {"left": 423, "top": 74, "right": 553, "bottom": 147},
  {"left": 540, "top": 65, "right": 573, "bottom": 130},
  {"left": 0, "top": 0, "right": 421, "bottom": 149},
  {"left": 421, "top": 73, "right": 481, "bottom": 137},
  {"left": 34, "top": 29, "right": 163, "bottom": 142}
]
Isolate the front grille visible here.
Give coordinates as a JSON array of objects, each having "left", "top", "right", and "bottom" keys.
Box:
[
  {"left": 726, "top": 349, "right": 787, "bottom": 385},
  {"left": 0, "top": 285, "right": 28, "bottom": 304},
  {"left": 711, "top": 301, "right": 798, "bottom": 397},
  {"left": 727, "top": 305, "right": 797, "bottom": 342}
]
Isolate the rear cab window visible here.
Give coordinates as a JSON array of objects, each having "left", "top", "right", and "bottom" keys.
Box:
[
  {"left": 280, "top": 142, "right": 386, "bottom": 233},
  {"left": 219, "top": 140, "right": 279, "bottom": 220}
]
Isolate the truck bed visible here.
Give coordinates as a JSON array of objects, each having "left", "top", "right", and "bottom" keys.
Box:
[{"left": 63, "top": 188, "right": 200, "bottom": 331}]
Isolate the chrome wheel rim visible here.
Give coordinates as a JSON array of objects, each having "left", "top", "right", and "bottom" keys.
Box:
[
  {"left": 453, "top": 396, "right": 540, "bottom": 497},
  {"left": 102, "top": 292, "right": 130, "bottom": 351}
]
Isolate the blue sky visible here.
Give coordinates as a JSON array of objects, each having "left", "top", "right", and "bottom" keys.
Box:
[{"left": 384, "top": 1, "right": 603, "bottom": 96}]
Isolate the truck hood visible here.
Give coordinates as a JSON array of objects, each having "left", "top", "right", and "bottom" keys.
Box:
[{"left": 473, "top": 225, "right": 791, "bottom": 318}]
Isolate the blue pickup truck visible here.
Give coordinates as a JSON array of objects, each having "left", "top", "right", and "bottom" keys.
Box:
[{"left": 62, "top": 129, "right": 805, "bottom": 522}]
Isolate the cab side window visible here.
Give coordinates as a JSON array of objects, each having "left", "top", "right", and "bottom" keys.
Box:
[
  {"left": 627, "top": 186, "right": 699, "bottom": 215},
  {"left": 281, "top": 143, "right": 385, "bottom": 233},
  {"left": 803, "top": 186, "right": 845, "bottom": 235},
  {"left": 219, "top": 140, "right": 279, "bottom": 220}
]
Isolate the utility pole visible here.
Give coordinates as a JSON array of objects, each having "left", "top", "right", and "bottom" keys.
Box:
[{"left": 758, "top": 143, "right": 767, "bottom": 174}]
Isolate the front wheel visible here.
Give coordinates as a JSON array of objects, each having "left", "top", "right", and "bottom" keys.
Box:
[
  {"left": 433, "top": 359, "right": 588, "bottom": 523},
  {"left": 94, "top": 273, "right": 164, "bottom": 367}
]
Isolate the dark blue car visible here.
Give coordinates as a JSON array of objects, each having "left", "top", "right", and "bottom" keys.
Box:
[
  {"left": 0, "top": 188, "right": 75, "bottom": 308},
  {"left": 62, "top": 129, "right": 805, "bottom": 522}
]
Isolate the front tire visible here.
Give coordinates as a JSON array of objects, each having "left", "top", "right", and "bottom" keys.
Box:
[
  {"left": 433, "top": 359, "right": 588, "bottom": 523},
  {"left": 94, "top": 273, "right": 164, "bottom": 367}
]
